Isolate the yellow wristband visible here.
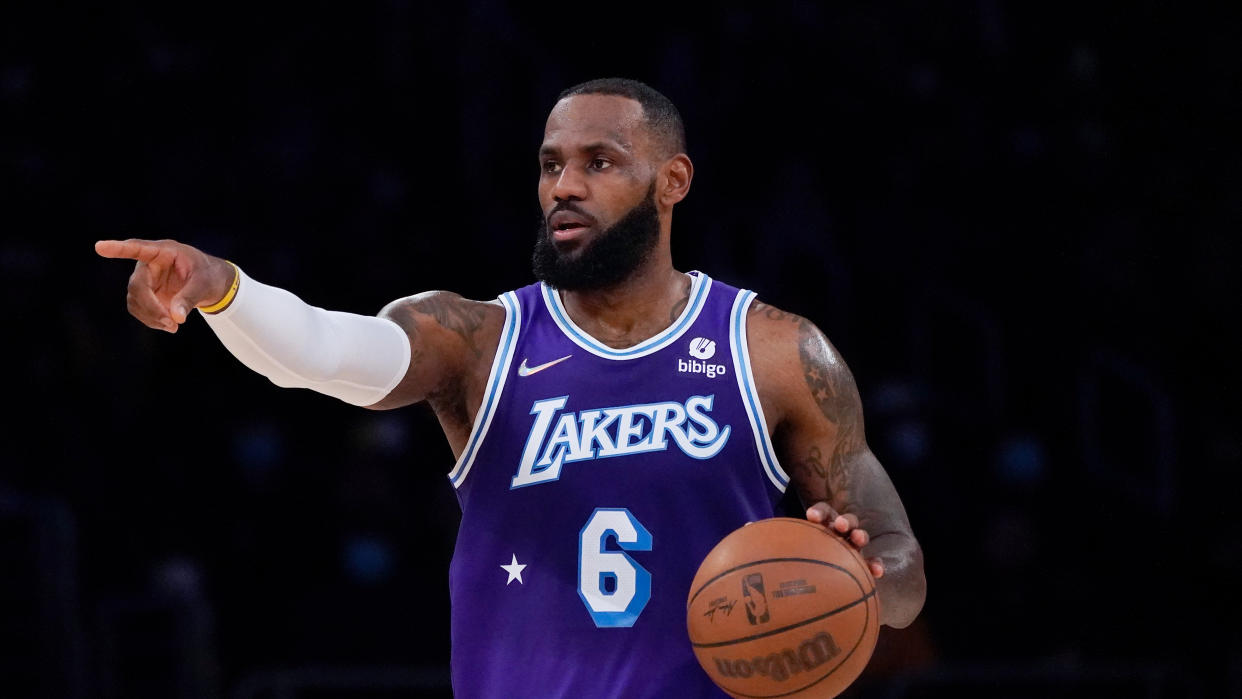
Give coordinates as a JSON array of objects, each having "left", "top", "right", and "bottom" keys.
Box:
[{"left": 198, "top": 261, "right": 240, "bottom": 314}]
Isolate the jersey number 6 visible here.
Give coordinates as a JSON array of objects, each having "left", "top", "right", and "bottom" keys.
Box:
[{"left": 578, "top": 508, "right": 652, "bottom": 628}]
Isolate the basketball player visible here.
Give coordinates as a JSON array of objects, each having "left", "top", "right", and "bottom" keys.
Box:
[{"left": 97, "top": 78, "right": 925, "bottom": 698}]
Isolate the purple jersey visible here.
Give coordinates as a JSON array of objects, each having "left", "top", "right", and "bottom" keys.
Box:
[{"left": 446, "top": 272, "right": 789, "bottom": 698}]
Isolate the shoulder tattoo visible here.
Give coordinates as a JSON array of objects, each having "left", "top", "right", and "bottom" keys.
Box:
[
  {"left": 748, "top": 299, "right": 801, "bottom": 324},
  {"left": 378, "top": 292, "right": 492, "bottom": 421},
  {"left": 797, "top": 317, "right": 868, "bottom": 499},
  {"left": 390, "top": 292, "right": 489, "bottom": 359}
]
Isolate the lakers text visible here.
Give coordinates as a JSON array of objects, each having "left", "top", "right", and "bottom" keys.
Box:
[{"left": 511, "top": 395, "right": 731, "bottom": 488}]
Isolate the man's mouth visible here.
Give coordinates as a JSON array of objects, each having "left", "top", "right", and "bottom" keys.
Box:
[
  {"left": 549, "top": 210, "right": 595, "bottom": 242},
  {"left": 553, "top": 223, "right": 589, "bottom": 242}
]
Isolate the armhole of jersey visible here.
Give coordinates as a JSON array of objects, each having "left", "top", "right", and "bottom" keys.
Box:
[
  {"left": 729, "top": 290, "right": 790, "bottom": 492},
  {"left": 447, "top": 291, "right": 521, "bottom": 489}
]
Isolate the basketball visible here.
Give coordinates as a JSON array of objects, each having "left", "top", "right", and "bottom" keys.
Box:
[{"left": 686, "top": 517, "right": 880, "bottom": 698}]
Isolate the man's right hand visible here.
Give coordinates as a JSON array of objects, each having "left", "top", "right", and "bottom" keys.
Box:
[{"left": 95, "top": 238, "right": 236, "bottom": 333}]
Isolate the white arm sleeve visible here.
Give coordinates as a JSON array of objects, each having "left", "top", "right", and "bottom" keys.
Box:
[{"left": 199, "top": 267, "right": 411, "bottom": 406}]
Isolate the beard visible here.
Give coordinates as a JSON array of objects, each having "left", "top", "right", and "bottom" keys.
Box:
[{"left": 532, "top": 184, "right": 659, "bottom": 291}]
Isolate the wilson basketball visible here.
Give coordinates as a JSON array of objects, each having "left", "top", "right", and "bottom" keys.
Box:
[{"left": 686, "top": 517, "right": 880, "bottom": 698}]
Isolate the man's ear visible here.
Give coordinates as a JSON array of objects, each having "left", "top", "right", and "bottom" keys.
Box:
[{"left": 659, "top": 154, "right": 694, "bottom": 207}]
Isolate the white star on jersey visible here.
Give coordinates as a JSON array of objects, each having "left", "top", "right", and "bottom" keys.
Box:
[{"left": 501, "top": 554, "right": 527, "bottom": 585}]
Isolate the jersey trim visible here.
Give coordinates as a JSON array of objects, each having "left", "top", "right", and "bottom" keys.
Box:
[
  {"left": 730, "top": 290, "right": 789, "bottom": 492},
  {"left": 540, "top": 272, "right": 712, "bottom": 360},
  {"left": 448, "top": 291, "right": 521, "bottom": 489}
]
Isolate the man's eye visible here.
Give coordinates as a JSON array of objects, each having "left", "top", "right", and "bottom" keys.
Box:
[
  {"left": 542, "top": 161, "right": 561, "bottom": 174},
  {"left": 591, "top": 158, "right": 612, "bottom": 170}
]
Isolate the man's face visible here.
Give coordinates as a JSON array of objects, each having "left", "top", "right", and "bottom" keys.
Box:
[{"left": 533, "top": 94, "right": 662, "bottom": 290}]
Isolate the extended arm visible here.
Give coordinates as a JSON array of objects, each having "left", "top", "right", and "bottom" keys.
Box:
[
  {"left": 749, "top": 301, "right": 926, "bottom": 628},
  {"left": 94, "top": 239, "right": 502, "bottom": 421}
]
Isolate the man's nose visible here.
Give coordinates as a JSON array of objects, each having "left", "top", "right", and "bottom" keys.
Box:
[{"left": 551, "top": 164, "right": 588, "bottom": 201}]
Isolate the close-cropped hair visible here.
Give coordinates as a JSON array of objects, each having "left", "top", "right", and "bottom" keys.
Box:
[{"left": 558, "top": 77, "right": 687, "bottom": 157}]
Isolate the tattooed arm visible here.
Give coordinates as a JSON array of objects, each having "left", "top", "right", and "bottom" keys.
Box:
[
  {"left": 748, "top": 301, "right": 926, "bottom": 628},
  {"left": 368, "top": 292, "right": 507, "bottom": 455}
]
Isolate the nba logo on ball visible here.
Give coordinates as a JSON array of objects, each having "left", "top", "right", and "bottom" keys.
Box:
[
  {"left": 742, "top": 573, "right": 770, "bottom": 625},
  {"left": 689, "top": 337, "right": 716, "bottom": 359}
]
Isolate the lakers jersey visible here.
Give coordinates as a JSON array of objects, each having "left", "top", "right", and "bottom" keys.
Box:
[{"left": 446, "top": 272, "right": 790, "bottom": 698}]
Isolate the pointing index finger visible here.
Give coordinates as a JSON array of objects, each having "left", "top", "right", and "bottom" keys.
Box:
[{"left": 94, "top": 239, "right": 172, "bottom": 263}]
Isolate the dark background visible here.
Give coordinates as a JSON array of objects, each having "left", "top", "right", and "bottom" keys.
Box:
[{"left": 3, "top": 2, "right": 1239, "bottom": 697}]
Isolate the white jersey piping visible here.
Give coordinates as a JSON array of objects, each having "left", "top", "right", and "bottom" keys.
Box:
[
  {"left": 729, "top": 289, "right": 789, "bottom": 492},
  {"left": 448, "top": 291, "right": 521, "bottom": 489},
  {"left": 540, "top": 272, "right": 712, "bottom": 360}
]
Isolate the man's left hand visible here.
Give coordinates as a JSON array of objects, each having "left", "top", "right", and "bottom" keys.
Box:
[{"left": 806, "top": 502, "right": 885, "bottom": 580}]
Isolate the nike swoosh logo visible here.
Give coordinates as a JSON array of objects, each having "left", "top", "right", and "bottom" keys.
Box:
[{"left": 517, "top": 354, "right": 573, "bottom": 377}]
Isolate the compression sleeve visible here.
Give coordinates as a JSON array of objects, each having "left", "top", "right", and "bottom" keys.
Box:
[{"left": 198, "top": 267, "right": 411, "bottom": 406}]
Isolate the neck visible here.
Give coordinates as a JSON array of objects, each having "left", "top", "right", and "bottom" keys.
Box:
[{"left": 558, "top": 247, "right": 689, "bottom": 349}]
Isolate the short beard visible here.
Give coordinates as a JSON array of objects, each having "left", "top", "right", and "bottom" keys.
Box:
[{"left": 532, "top": 184, "right": 659, "bottom": 291}]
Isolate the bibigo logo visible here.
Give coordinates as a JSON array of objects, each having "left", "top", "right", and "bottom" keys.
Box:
[
  {"left": 689, "top": 337, "right": 716, "bottom": 359},
  {"left": 679, "top": 337, "right": 727, "bottom": 378}
]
